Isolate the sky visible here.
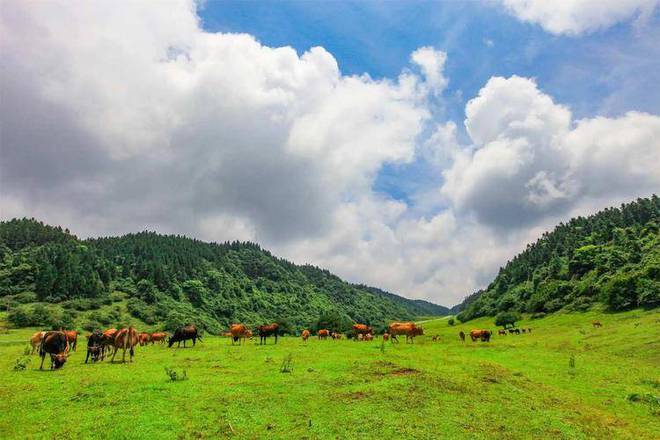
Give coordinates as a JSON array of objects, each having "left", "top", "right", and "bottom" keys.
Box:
[{"left": 1, "top": 0, "right": 659, "bottom": 306}]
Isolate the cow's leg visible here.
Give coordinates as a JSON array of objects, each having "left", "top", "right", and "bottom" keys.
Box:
[
  {"left": 111, "top": 347, "right": 118, "bottom": 363},
  {"left": 39, "top": 354, "right": 45, "bottom": 370},
  {"left": 275, "top": 334, "right": 278, "bottom": 344},
  {"left": 130, "top": 346, "right": 134, "bottom": 362},
  {"left": 85, "top": 350, "right": 90, "bottom": 364},
  {"left": 193, "top": 337, "right": 196, "bottom": 347}
]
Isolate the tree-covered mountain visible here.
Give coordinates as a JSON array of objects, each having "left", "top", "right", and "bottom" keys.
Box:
[
  {"left": 455, "top": 196, "right": 660, "bottom": 322},
  {"left": 0, "top": 218, "right": 446, "bottom": 333}
]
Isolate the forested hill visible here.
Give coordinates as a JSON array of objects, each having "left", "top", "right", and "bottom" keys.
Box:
[
  {"left": 0, "top": 218, "right": 446, "bottom": 333},
  {"left": 455, "top": 196, "right": 660, "bottom": 322}
]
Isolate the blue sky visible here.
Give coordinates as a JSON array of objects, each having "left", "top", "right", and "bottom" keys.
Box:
[{"left": 199, "top": 1, "right": 660, "bottom": 204}]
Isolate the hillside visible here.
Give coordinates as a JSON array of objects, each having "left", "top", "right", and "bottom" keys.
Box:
[
  {"left": 0, "top": 218, "right": 446, "bottom": 333},
  {"left": 455, "top": 196, "right": 660, "bottom": 322}
]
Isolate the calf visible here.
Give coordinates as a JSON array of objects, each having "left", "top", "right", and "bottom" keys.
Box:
[
  {"left": 257, "top": 323, "right": 279, "bottom": 345},
  {"left": 151, "top": 332, "right": 168, "bottom": 344},
  {"left": 498, "top": 329, "right": 507, "bottom": 336},
  {"left": 138, "top": 332, "right": 152, "bottom": 346},
  {"left": 318, "top": 329, "right": 330, "bottom": 340},
  {"left": 39, "top": 331, "right": 69, "bottom": 370},
  {"left": 85, "top": 330, "right": 104, "bottom": 364},
  {"left": 168, "top": 324, "right": 200, "bottom": 348},
  {"left": 64, "top": 330, "right": 80, "bottom": 352},
  {"left": 301, "top": 329, "right": 310, "bottom": 342},
  {"left": 592, "top": 321, "right": 602, "bottom": 328},
  {"left": 30, "top": 331, "right": 45, "bottom": 354}
]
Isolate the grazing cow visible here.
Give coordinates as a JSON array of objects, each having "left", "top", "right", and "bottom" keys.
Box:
[
  {"left": 318, "top": 329, "right": 330, "bottom": 340},
  {"left": 101, "top": 328, "right": 118, "bottom": 360},
  {"left": 383, "top": 333, "right": 389, "bottom": 342},
  {"left": 388, "top": 322, "right": 424, "bottom": 343},
  {"left": 514, "top": 328, "right": 521, "bottom": 335},
  {"left": 230, "top": 324, "right": 249, "bottom": 345},
  {"left": 168, "top": 324, "right": 200, "bottom": 348},
  {"left": 301, "top": 330, "right": 310, "bottom": 342},
  {"left": 592, "top": 321, "right": 602, "bottom": 328},
  {"left": 111, "top": 327, "right": 139, "bottom": 363},
  {"left": 469, "top": 329, "right": 492, "bottom": 342},
  {"left": 150, "top": 332, "right": 168, "bottom": 344},
  {"left": 30, "top": 331, "right": 46, "bottom": 354},
  {"left": 527, "top": 328, "right": 532, "bottom": 334},
  {"left": 498, "top": 329, "right": 507, "bottom": 336},
  {"left": 521, "top": 328, "right": 527, "bottom": 334},
  {"left": 138, "top": 332, "right": 152, "bottom": 346},
  {"left": 245, "top": 330, "right": 253, "bottom": 340},
  {"left": 63, "top": 330, "right": 80, "bottom": 352},
  {"left": 431, "top": 335, "right": 438, "bottom": 342},
  {"left": 352, "top": 324, "right": 373, "bottom": 339},
  {"left": 39, "top": 331, "right": 69, "bottom": 370},
  {"left": 459, "top": 331, "right": 465, "bottom": 342},
  {"left": 364, "top": 333, "right": 374, "bottom": 341},
  {"left": 257, "top": 323, "right": 279, "bottom": 345},
  {"left": 508, "top": 328, "right": 515, "bottom": 334},
  {"left": 85, "top": 330, "right": 103, "bottom": 364}
]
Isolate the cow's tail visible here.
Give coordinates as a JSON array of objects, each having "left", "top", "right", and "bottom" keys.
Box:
[{"left": 38, "top": 334, "right": 46, "bottom": 358}]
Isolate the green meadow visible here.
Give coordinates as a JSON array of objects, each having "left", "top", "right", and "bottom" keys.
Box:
[{"left": 0, "top": 308, "right": 658, "bottom": 439}]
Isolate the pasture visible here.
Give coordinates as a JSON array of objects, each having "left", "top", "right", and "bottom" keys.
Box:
[{"left": 0, "top": 308, "right": 658, "bottom": 439}]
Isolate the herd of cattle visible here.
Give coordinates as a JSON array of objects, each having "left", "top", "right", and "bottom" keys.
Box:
[{"left": 29, "top": 320, "right": 534, "bottom": 370}]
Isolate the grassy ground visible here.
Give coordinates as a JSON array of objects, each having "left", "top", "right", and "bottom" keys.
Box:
[{"left": 0, "top": 308, "right": 658, "bottom": 439}]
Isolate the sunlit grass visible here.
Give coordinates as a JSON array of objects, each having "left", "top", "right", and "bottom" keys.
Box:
[{"left": 0, "top": 308, "right": 658, "bottom": 439}]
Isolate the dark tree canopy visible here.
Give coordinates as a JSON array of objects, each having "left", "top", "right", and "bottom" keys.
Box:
[{"left": 456, "top": 196, "right": 660, "bottom": 322}]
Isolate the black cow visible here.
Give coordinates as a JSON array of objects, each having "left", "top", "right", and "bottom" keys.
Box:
[
  {"left": 168, "top": 324, "right": 200, "bottom": 348},
  {"left": 257, "top": 323, "right": 279, "bottom": 345},
  {"left": 39, "top": 331, "right": 69, "bottom": 370},
  {"left": 85, "top": 330, "right": 104, "bottom": 364}
]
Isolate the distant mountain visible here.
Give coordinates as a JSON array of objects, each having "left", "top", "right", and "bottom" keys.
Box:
[
  {"left": 0, "top": 218, "right": 446, "bottom": 333},
  {"left": 454, "top": 196, "right": 660, "bottom": 322}
]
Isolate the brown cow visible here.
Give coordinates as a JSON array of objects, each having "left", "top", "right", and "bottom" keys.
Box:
[
  {"left": 63, "top": 330, "right": 80, "bottom": 351},
  {"left": 469, "top": 329, "right": 492, "bottom": 342},
  {"left": 352, "top": 324, "right": 373, "bottom": 339},
  {"left": 357, "top": 333, "right": 364, "bottom": 341},
  {"left": 498, "top": 329, "right": 507, "bottom": 336},
  {"left": 592, "top": 321, "right": 602, "bottom": 328},
  {"left": 100, "top": 328, "right": 118, "bottom": 360},
  {"left": 111, "top": 327, "right": 139, "bottom": 363},
  {"left": 432, "top": 335, "right": 440, "bottom": 342},
  {"left": 318, "top": 329, "right": 330, "bottom": 340},
  {"left": 39, "top": 331, "right": 69, "bottom": 370},
  {"left": 138, "top": 332, "right": 152, "bottom": 346},
  {"left": 257, "top": 323, "right": 279, "bottom": 345},
  {"left": 30, "top": 331, "right": 46, "bottom": 354},
  {"left": 334, "top": 333, "right": 342, "bottom": 340},
  {"left": 150, "top": 332, "right": 168, "bottom": 344},
  {"left": 459, "top": 331, "right": 465, "bottom": 342},
  {"left": 388, "top": 322, "right": 423, "bottom": 343},
  {"left": 230, "top": 324, "right": 249, "bottom": 345},
  {"left": 364, "top": 333, "right": 374, "bottom": 342},
  {"left": 383, "top": 333, "right": 390, "bottom": 342},
  {"left": 301, "top": 329, "right": 310, "bottom": 342},
  {"left": 245, "top": 330, "right": 253, "bottom": 340}
]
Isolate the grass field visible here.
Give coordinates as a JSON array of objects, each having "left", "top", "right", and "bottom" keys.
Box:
[{"left": 0, "top": 308, "right": 658, "bottom": 439}]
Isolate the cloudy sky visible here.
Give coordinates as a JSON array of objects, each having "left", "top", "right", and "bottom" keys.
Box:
[{"left": 1, "top": 1, "right": 659, "bottom": 306}]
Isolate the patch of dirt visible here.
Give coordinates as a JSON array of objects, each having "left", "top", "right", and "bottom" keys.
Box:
[{"left": 391, "top": 368, "right": 419, "bottom": 376}]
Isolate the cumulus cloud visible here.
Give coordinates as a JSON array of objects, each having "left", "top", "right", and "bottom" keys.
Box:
[
  {"left": 443, "top": 76, "right": 660, "bottom": 230},
  {"left": 1, "top": 1, "right": 658, "bottom": 306},
  {"left": 502, "top": 0, "right": 660, "bottom": 35}
]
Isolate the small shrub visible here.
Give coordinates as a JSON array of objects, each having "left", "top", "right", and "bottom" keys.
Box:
[
  {"left": 13, "top": 357, "right": 31, "bottom": 371},
  {"left": 164, "top": 367, "right": 188, "bottom": 381},
  {"left": 447, "top": 318, "right": 455, "bottom": 326},
  {"left": 627, "top": 393, "right": 659, "bottom": 414},
  {"left": 280, "top": 354, "right": 293, "bottom": 373},
  {"left": 83, "top": 320, "right": 102, "bottom": 332},
  {"left": 531, "top": 312, "right": 546, "bottom": 320}
]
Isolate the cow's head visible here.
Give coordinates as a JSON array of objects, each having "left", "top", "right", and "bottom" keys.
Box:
[
  {"left": 167, "top": 337, "right": 174, "bottom": 348},
  {"left": 414, "top": 327, "right": 424, "bottom": 336},
  {"left": 53, "top": 353, "right": 68, "bottom": 369}
]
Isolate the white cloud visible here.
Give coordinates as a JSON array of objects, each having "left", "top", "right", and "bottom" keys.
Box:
[
  {"left": 443, "top": 76, "right": 660, "bottom": 230},
  {"left": 502, "top": 0, "right": 660, "bottom": 35},
  {"left": 1, "top": 1, "right": 658, "bottom": 307}
]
